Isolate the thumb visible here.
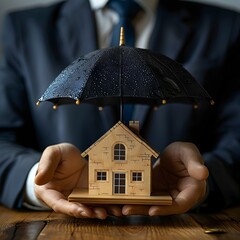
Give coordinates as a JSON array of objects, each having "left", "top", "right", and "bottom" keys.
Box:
[
  {"left": 35, "top": 145, "right": 61, "bottom": 185},
  {"left": 188, "top": 161, "right": 209, "bottom": 181},
  {"left": 181, "top": 143, "right": 209, "bottom": 180},
  {"left": 166, "top": 142, "right": 209, "bottom": 181}
]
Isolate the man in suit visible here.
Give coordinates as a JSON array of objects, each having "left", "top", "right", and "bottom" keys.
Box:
[{"left": 0, "top": 0, "right": 239, "bottom": 219}]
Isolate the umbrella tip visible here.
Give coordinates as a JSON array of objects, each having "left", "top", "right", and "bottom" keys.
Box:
[
  {"left": 119, "top": 27, "right": 125, "bottom": 46},
  {"left": 193, "top": 104, "right": 198, "bottom": 109},
  {"left": 210, "top": 99, "right": 215, "bottom": 105},
  {"left": 36, "top": 101, "right": 40, "bottom": 106},
  {"left": 53, "top": 104, "right": 58, "bottom": 110}
]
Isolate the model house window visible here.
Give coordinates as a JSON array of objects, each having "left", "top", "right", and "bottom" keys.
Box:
[
  {"left": 114, "top": 143, "right": 126, "bottom": 161},
  {"left": 132, "top": 172, "right": 142, "bottom": 181},
  {"left": 113, "top": 172, "right": 126, "bottom": 194},
  {"left": 96, "top": 171, "right": 107, "bottom": 181}
]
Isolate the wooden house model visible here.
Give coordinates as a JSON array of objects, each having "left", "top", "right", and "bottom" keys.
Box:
[{"left": 68, "top": 121, "right": 172, "bottom": 205}]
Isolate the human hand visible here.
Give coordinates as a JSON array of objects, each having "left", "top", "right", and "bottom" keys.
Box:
[
  {"left": 122, "top": 142, "right": 209, "bottom": 216},
  {"left": 35, "top": 143, "right": 122, "bottom": 219}
]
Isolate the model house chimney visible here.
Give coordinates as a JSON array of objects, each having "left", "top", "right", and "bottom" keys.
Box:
[{"left": 129, "top": 121, "right": 140, "bottom": 135}]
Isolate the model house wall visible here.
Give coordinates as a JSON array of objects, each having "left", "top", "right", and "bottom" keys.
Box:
[{"left": 82, "top": 121, "right": 159, "bottom": 197}]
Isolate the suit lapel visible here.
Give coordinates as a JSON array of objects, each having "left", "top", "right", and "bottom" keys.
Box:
[
  {"left": 149, "top": 1, "right": 193, "bottom": 60},
  {"left": 57, "top": 0, "right": 98, "bottom": 62}
]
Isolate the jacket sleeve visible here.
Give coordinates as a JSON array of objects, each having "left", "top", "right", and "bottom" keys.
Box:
[
  {"left": 202, "top": 17, "right": 240, "bottom": 211},
  {"left": 0, "top": 14, "right": 41, "bottom": 208}
]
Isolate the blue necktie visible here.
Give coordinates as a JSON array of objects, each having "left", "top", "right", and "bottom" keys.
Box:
[
  {"left": 107, "top": 0, "right": 142, "bottom": 123},
  {"left": 107, "top": 0, "right": 142, "bottom": 47}
]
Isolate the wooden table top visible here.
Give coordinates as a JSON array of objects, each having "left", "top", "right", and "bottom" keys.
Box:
[{"left": 0, "top": 204, "right": 240, "bottom": 240}]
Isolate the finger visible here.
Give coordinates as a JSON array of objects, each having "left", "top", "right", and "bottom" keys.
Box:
[
  {"left": 92, "top": 207, "right": 108, "bottom": 220},
  {"left": 36, "top": 186, "right": 109, "bottom": 219},
  {"left": 36, "top": 187, "right": 94, "bottom": 218},
  {"left": 106, "top": 205, "right": 123, "bottom": 217},
  {"left": 122, "top": 205, "right": 150, "bottom": 216},
  {"left": 149, "top": 197, "right": 193, "bottom": 216},
  {"left": 149, "top": 202, "right": 183, "bottom": 216},
  {"left": 170, "top": 142, "right": 209, "bottom": 180},
  {"left": 149, "top": 181, "right": 206, "bottom": 215},
  {"left": 57, "top": 200, "right": 95, "bottom": 218}
]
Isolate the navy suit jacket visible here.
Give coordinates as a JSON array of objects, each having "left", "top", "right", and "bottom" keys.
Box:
[{"left": 0, "top": 0, "right": 240, "bottom": 210}]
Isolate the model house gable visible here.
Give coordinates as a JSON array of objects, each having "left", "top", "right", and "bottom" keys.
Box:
[{"left": 82, "top": 121, "right": 159, "bottom": 159}]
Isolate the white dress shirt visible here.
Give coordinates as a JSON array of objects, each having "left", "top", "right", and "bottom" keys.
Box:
[{"left": 24, "top": 0, "right": 158, "bottom": 209}]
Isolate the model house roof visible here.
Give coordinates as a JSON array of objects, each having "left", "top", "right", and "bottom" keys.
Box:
[{"left": 81, "top": 121, "right": 159, "bottom": 158}]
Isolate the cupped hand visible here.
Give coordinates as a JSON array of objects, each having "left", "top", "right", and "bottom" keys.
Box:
[
  {"left": 35, "top": 143, "right": 122, "bottom": 219},
  {"left": 122, "top": 142, "right": 209, "bottom": 216}
]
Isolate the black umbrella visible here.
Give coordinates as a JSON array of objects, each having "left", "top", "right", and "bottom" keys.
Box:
[{"left": 37, "top": 29, "right": 214, "bottom": 118}]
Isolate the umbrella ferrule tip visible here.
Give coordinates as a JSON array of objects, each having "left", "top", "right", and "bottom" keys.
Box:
[{"left": 119, "top": 27, "right": 125, "bottom": 46}]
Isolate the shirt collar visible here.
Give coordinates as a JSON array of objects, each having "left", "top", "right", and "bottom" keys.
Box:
[{"left": 89, "top": 0, "right": 159, "bottom": 14}]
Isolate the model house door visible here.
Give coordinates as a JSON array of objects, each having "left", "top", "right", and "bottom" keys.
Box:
[{"left": 113, "top": 172, "right": 126, "bottom": 194}]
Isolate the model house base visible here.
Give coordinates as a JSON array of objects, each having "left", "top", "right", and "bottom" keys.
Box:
[{"left": 68, "top": 188, "right": 172, "bottom": 205}]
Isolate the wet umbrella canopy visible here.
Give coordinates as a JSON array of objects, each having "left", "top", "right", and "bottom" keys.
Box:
[{"left": 37, "top": 28, "right": 214, "bottom": 114}]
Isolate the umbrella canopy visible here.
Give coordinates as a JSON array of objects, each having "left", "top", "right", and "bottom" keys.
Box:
[{"left": 37, "top": 36, "right": 213, "bottom": 110}]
